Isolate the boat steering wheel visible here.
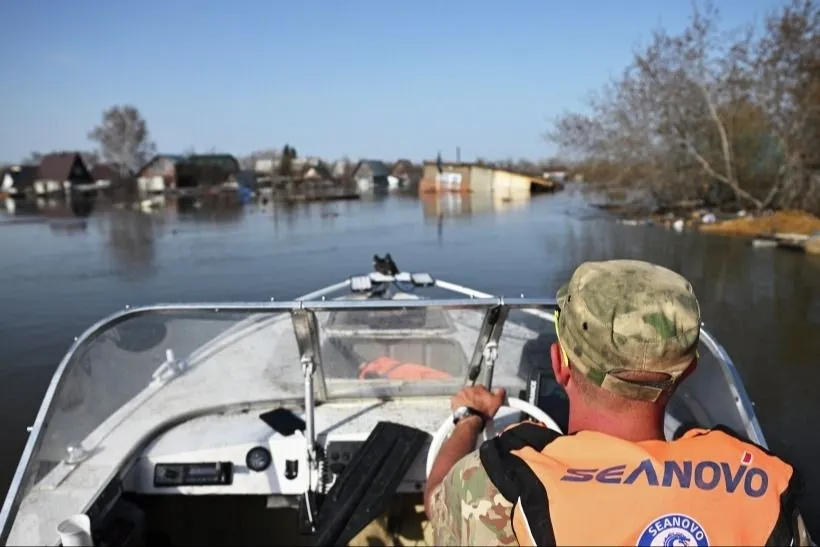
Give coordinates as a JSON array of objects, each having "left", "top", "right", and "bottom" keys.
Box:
[{"left": 425, "top": 397, "right": 563, "bottom": 478}]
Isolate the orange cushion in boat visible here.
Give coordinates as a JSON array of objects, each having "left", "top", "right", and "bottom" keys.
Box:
[{"left": 358, "top": 356, "right": 452, "bottom": 380}]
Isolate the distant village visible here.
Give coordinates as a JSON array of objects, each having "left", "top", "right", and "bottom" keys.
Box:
[{"left": 0, "top": 149, "right": 571, "bottom": 214}]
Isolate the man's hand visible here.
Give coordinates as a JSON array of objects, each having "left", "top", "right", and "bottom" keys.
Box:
[
  {"left": 424, "top": 385, "right": 507, "bottom": 519},
  {"left": 451, "top": 385, "right": 507, "bottom": 419}
]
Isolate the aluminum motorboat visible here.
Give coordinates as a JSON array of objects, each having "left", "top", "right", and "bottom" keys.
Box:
[{"left": 0, "top": 254, "right": 769, "bottom": 546}]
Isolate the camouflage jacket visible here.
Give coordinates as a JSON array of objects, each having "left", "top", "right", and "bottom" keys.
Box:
[{"left": 428, "top": 450, "right": 516, "bottom": 545}]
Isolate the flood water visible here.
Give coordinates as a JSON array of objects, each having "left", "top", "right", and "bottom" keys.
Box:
[{"left": 1, "top": 187, "right": 818, "bottom": 536}]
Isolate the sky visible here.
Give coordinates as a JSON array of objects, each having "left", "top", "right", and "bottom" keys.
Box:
[{"left": 0, "top": 0, "right": 789, "bottom": 164}]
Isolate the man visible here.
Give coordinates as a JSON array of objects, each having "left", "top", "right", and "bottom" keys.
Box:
[{"left": 425, "top": 259, "right": 811, "bottom": 546}]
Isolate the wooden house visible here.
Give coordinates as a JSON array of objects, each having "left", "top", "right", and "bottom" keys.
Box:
[{"left": 35, "top": 152, "right": 94, "bottom": 196}]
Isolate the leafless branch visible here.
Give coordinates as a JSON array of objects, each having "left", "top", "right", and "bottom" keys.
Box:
[
  {"left": 88, "top": 106, "right": 157, "bottom": 177},
  {"left": 547, "top": 0, "right": 820, "bottom": 213}
]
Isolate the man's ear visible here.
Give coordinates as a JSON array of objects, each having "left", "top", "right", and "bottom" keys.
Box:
[{"left": 551, "top": 342, "right": 570, "bottom": 388}]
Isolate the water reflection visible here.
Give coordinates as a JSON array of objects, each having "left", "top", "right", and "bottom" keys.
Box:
[
  {"left": 2, "top": 194, "right": 96, "bottom": 219},
  {"left": 420, "top": 192, "right": 530, "bottom": 219},
  {"left": 48, "top": 220, "right": 87, "bottom": 236},
  {"left": 3, "top": 199, "right": 38, "bottom": 217},
  {"left": 100, "top": 209, "right": 164, "bottom": 279},
  {"left": 274, "top": 200, "right": 300, "bottom": 231},
  {"left": 174, "top": 195, "right": 245, "bottom": 224}
]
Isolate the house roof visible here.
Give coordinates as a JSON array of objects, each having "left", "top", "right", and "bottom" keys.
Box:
[
  {"left": 301, "top": 162, "right": 332, "bottom": 180},
  {"left": 37, "top": 152, "right": 87, "bottom": 181},
  {"left": 353, "top": 160, "right": 389, "bottom": 178},
  {"left": 182, "top": 154, "right": 240, "bottom": 173},
  {"left": 90, "top": 163, "right": 121, "bottom": 181},
  {"left": 136, "top": 154, "right": 185, "bottom": 176},
  {"left": 422, "top": 160, "right": 556, "bottom": 187},
  {"left": 159, "top": 154, "right": 185, "bottom": 163},
  {"left": 391, "top": 159, "right": 422, "bottom": 178}
]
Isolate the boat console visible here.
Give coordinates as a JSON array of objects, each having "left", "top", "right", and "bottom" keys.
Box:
[{"left": 125, "top": 399, "right": 451, "bottom": 498}]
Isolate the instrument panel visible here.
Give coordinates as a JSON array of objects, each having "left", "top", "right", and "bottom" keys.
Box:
[
  {"left": 153, "top": 462, "right": 234, "bottom": 487},
  {"left": 125, "top": 400, "right": 446, "bottom": 496}
]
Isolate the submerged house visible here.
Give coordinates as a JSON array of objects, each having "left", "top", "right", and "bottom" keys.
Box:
[
  {"left": 351, "top": 160, "right": 390, "bottom": 192},
  {"left": 390, "top": 159, "right": 422, "bottom": 189},
  {"left": 90, "top": 164, "right": 123, "bottom": 188},
  {"left": 300, "top": 162, "right": 333, "bottom": 183},
  {"left": 136, "top": 154, "right": 184, "bottom": 194},
  {"left": 35, "top": 152, "right": 95, "bottom": 196},
  {"left": 420, "top": 161, "right": 559, "bottom": 197},
  {"left": 330, "top": 159, "right": 353, "bottom": 181},
  {"left": 1, "top": 165, "right": 38, "bottom": 197},
  {"left": 175, "top": 154, "right": 240, "bottom": 189}
]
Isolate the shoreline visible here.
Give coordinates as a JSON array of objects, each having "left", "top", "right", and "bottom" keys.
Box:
[{"left": 593, "top": 201, "right": 820, "bottom": 255}]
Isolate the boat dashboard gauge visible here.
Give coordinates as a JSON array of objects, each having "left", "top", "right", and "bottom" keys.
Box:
[
  {"left": 246, "top": 446, "right": 272, "bottom": 472},
  {"left": 154, "top": 462, "right": 232, "bottom": 487}
]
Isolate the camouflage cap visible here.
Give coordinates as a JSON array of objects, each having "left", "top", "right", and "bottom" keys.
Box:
[{"left": 556, "top": 260, "right": 701, "bottom": 402}]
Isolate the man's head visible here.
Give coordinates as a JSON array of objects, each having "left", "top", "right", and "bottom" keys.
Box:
[{"left": 551, "top": 260, "right": 701, "bottom": 418}]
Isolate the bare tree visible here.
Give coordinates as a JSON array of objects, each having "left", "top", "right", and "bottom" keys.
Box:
[
  {"left": 88, "top": 106, "right": 157, "bottom": 177},
  {"left": 752, "top": 0, "right": 820, "bottom": 209},
  {"left": 636, "top": 3, "right": 765, "bottom": 206},
  {"left": 338, "top": 155, "right": 354, "bottom": 179},
  {"left": 80, "top": 150, "right": 100, "bottom": 168},
  {"left": 22, "top": 151, "right": 43, "bottom": 165},
  {"left": 548, "top": 0, "right": 820, "bottom": 213}
]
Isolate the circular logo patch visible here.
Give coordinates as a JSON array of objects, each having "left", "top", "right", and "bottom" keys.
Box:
[{"left": 637, "top": 513, "right": 709, "bottom": 546}]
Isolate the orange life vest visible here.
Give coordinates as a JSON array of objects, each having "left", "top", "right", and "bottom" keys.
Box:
[
  {"left": 357, "top": 356, "right": 452, "bottom": 380},
  {"left": 479, "top": 422, "right": 801, "bottom": 546}
]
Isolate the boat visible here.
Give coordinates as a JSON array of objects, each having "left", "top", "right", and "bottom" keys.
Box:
[{"left": 0, "top": 254, "right": 768, "bottom": 546}]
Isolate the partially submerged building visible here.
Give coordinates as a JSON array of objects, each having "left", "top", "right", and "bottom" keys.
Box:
[
  {"left": 1, "top": 165, "right": 38, "bottom": 197},
  {"left": 351, "top": 160, "right": 390, "bottom": 192},
  {"left": 299, "top": 162, "right": 333, "bottom": 183},
  {"left": 90, "top": 164, "right": 123, "bottom": 187},
  {"left": 390, "top": 159, "right": 423, "bottom": 188},
  {"left": 174, "top": 154, "right": 240, "bottom": 189},
  {"left": 136, "top": 154, "right": 185, "bottom": 194},
  {"left": 1, "top": 153, "right": 97, "bottom": 198},
  {"left": 330, "top": 159, "right": 353, "bottom": 181},
  {"left": 135, "top": 154, "right": 240, "bottom": 194},
  {"left": 420, "top": 161, "right": 559, "bottom": 198},
  {"left": 35, "top": 152, "right": 95, "bottom": 196}
]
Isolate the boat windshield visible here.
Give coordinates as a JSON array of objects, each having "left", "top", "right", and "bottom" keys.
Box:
[{"left": 0, "top": 299, "right": 765, "bottom": 544}]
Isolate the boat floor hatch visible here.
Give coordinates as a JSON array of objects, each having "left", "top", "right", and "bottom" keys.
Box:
[{"left": 313, "top": 421, "right": 429, "bottom": 546}]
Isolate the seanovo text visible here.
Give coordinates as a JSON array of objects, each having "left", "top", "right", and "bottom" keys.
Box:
[{"left": 560, "top": 459, "right": 768, "bottom": 497}]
